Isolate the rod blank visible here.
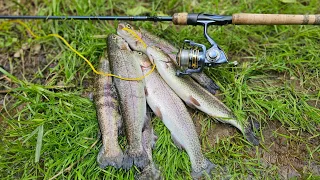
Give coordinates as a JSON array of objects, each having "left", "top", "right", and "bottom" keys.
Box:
[{"left": 0, "top": 15, "right": 173, "bottom": 21}]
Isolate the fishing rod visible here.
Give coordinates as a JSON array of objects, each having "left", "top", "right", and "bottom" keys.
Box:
[{"left": 1, "top": 13, "right": 320, "bottom": 75}]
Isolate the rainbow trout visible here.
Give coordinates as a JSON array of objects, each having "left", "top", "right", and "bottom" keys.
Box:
[
  {"left": 94, "top": 50, "right": 124, "bottom": 169},
  {"left": 117, "top": 22, "right": 220, "bottom": 95},
  {"left": 146, "top": 46, "right": 259, "bottom": 146},
  {"left": 136, "top": 110, "right": 161, "bottom": 180},
  {"left": 136, "top": 52, "right": 215, "bottom": 178},
  {"left": 108, "top": 34, "right": 148, "bottom": 169}
]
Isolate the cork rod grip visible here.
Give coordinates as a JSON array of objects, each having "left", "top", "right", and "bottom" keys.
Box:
[
  {"left": 172, "top": 13, "right": 188, "bottom": 25},
  {"left": 232, "top": 13, "right": 320, "bottom": 25}
]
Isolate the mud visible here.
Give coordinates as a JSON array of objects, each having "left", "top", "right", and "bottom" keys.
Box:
[
  {"left": 194, "top": 114, "right": 320, "bottom": 179},
  {"left": 258, "top": 122, "right": 319, "bottom": 179}
]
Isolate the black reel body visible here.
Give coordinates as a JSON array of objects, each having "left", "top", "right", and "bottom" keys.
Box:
[{"left": 176, "top": 13, "right": 230, "bottom": 76}]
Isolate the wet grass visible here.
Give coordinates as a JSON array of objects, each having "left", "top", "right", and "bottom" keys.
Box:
[{"left": 1, "top": 0, "right": 320, "bottom": 179}]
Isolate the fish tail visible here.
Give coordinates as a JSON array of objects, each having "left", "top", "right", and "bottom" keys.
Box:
[
  {"left": 97, "top": 145, "right": 124, "bottom": 169},
  {"left": 135, "top": 164, "right": 162, "bottom": 180},
  {"left": 122, "top": 148, "right": 149, "bottom": 169},
  {"left": 121, "top": 152, "right": 134, "bottom": 170},
  {"left": 244, "top": 126, "right": 260, "bottom": 146},
  {"left": 191, "top": 158, "right": 216, "bottom": 179}
]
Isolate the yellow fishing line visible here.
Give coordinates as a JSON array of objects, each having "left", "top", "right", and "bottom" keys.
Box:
[
  {"left": 122, "top": 27, "right": 147, "bottom": 48},
  {"left": 1, "top": 20, "right": 154, "bottom": 81}
]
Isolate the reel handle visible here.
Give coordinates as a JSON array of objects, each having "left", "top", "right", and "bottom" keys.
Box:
[{"left": 232, "top": 13, "right": 320, "bottom": 25}]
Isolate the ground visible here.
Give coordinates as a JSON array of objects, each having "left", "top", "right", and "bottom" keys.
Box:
[{"left": 0, "top": 0, "right": 319, "bottom": 179}]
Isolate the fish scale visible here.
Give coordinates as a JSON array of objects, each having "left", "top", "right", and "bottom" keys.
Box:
[
  {"left": 146, "top": 46, "right": 259, "bottom": 146},
  {"left": 108, "top": 34, "right": 148, "bottom": 169},
  {"left": 94, "top": 50, "right": 124, "bottom": 169},
  {"left": 136, "top": 53, "right": 215, "bottom": 178},
  {"left": 117, "top": 22, "right": 220, "bottom": 95}
]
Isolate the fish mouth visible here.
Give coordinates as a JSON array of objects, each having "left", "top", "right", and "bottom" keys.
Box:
[
  {"left": 108, "top": 34, "right": 131, "bottom": 50},
  {"left": 117, "top": 23, "right": 125, "bottom": 32}
]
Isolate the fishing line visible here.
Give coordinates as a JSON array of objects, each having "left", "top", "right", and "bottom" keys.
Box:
[
  {"left": 0, "top": 20, "right": 155, "bottom": 81},
  {"left": 122, "top": 27, "right": 147, "bottom": 48}
]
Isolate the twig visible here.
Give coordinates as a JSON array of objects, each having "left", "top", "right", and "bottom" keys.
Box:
[
  {"left": 48, "top": 139, "right": 99, "bottom": 180},
  {"left": 0, "top": 76, "right": 11, "bottom": 82},
  {"left": 0, "top": 90, "right": 11, "bottom": 94}
]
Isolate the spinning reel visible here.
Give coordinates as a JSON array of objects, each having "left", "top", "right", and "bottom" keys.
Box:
[
  {"left": 176, "top": 13, "right": 230, "bottom": 76},
  {"left": 3, "top": 12, "right": 318, "bottom": 76}
]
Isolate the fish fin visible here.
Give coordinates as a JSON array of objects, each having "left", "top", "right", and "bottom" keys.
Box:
[
  {"left": 154, "top": 107, "right": 162, "bottom": 120},
  {"left": 144, "top": 87, "right": 148, "bottom": 97},
  {"left": 185, "top": 101, "right": 196, "bottom": 109},
  {"left": 97, "top": 129, "right": 102, "bottom": 140},
  {"left": 191, "top": 158, "right": 216, "bottom": 179},
  {"left": 125, "top": 147, "right": 149, "bottom": 169},
  {"left": 116, "top": 113, "right": 124, "bottom": 136},
  {"left": 249, "top": 116, "right": 261, "bottom": 131},
  {"left": 171, "top": 134, "right": 184, "bottom": 150},
  {"left": 244, "top": 127, "right": 260, "bottom": 146},
  {"left": 190, "top": 73, "right": 220, "bottom": 95},
  {"left": 189, "top": 96, "right": 200, "bottom": 107},
  {"left": 151, "top": 131, "right": 158, "bottom": 149},
  {"left": 97, "top": 145, "right": 125, "bottom": 169},
  {"left": 132, "top": 151, "right": 149, "bottom": 169},
  {"left": 135, "top": 164, "right": 162, "bottom": 180},
  {"left": 122, "top": 152, "right": 134, "bottom": 170},
  {"left": 120, "top": 43, "right": 130, "bottom": 50}
]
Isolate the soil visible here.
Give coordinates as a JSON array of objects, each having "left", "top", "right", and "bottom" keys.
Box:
[{"left": 193, "top": 115, "right": 320, "bottom": 179}]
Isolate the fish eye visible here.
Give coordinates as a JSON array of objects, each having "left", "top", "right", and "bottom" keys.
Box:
[
  {"left": 137, "top": 52, "right": 143, "bottom": 55},
  {"left": 126, "top": 24, "right": 132, "bottom": 29}
]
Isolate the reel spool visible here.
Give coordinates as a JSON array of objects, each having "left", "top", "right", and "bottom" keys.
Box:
[
  {"left": 176, "top": 14, "right": 230, "bottom": 76},
  {"left": 176, "top": 39, "right": 228, "bottom": 76}
]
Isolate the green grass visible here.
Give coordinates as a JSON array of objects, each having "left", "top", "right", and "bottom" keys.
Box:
[{"left": 1, "top": 0, "right": 319, "bottom": 179}]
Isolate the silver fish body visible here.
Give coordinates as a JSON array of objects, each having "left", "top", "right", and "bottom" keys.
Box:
[
  {"left": 136, "top": 54, "right": 215, "bottom": 177},
  {"left": 94, "top": 50, "right": 124, "bottom": 169},
  {"left": 117, "top": 22, "right": 220, "bottom": 94},
  {"left": 146, "top": 46, "right": 259, "bottom": 146},
  {"left": 108, "top": 34, "right": 148, "bottom": 169},
  {"left": 136, "top": 110, "right": 161, "bottom": 180}
]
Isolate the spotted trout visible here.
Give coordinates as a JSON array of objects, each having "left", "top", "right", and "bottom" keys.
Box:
[
  {"left": 108, "top": 34, "right": 148, "bottom": 169},
  {"left": 94, "top": 50, "right": 124, "bottom": 169},
  {"left": 136, "top": 52, "right": 216, "bottom": 178},
  {"left": 146, "top": 46, "right": 259, "bottom": 146},
  {"left": 117, "top": 22, "right": 220, "bottom": 95},
  {"left": 136, "top": 110, "right": 161, "bottom": 180}
]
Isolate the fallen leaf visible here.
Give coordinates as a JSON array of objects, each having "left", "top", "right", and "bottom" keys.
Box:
[
  {"left": 32, "top": 44, "right": 41, "bottom": 54},
  {"left": 14, "top": 49, "right": 23, "bottom": 58}
]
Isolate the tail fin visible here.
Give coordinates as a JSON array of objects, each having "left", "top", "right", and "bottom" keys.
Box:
[
  {"left": 136, "top": 164, "right": 162, "bottom": 180},
  {"left": 97, "top": 146, "right": 124, "bottom": 169},
  {"left": 244, "top": 127, "right": 260, "bottom": 146},
  {"left": 191, "top": 158, "right": 216, "bottom": 179}
]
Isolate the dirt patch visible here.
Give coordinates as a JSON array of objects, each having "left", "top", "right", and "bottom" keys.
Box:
[
  {"left": 194, "top": 113, "right": 319, "bottom": 179},
  {"left": 192, "top": 111, "right": 237, "bottom": 148},
  {"left": 258, "top": 121, "right": 320, "bottom": 179}
]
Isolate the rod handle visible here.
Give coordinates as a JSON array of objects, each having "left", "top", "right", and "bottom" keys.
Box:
[
  {"left": 232, "top": 13, "right": 320, "bottom": 25},
  {"left": 172, "top": 13, "right": 188, "bottom": 25}
]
